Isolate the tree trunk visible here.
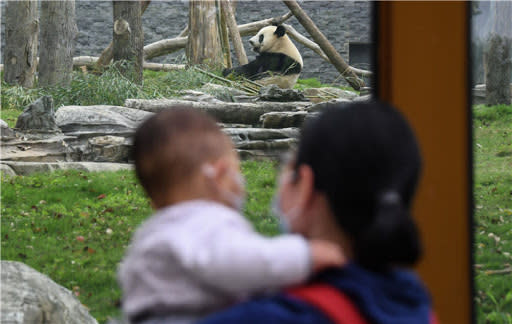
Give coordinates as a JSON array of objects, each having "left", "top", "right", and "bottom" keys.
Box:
[
  {"left": 39, "top": 0, "right": 77, "bottom": 87},
  {"left": 3, "top": 1, "right": 38, "bottom": 88},
  {"left": 113, "top": 1, "right": 144, "bottom": 84},
  {"left": 485, "top": 1, "right": 512, "bottom": 105},
  {"left": 283, "top": 0, "right": 364, "bottom": 90},
  {"left": 219, "top": 1, "right": 232, "bottom": 68},
  {"left": 96, "top": 1, "right": 150, "bottom": 69},
  {"left": 485, "top": 35, "right": 511, "bottom": 105},
  {"left": 187, "top": 0, "right": 224, "bottom": 67},
  {"left": 220, "top": 0, "right": 248, "bottom": 65}
]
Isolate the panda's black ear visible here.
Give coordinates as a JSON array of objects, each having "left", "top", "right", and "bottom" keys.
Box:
[{"left": 274, "top": 25, "right": 286, "bottom": 38}]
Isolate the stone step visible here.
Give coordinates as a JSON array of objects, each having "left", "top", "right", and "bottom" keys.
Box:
[{"left": 1, "top": 161, "right": 133, "bottom": 176}]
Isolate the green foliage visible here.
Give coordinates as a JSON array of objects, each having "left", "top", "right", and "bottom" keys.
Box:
[
  {"left": 0, "top": 66, "right": 222, "bottom": 113},
  {"left": 0, "top": 67, "right": 227, "bottom": 128},
  {"left": 473, "top": 104, "right": 512, "bottom": 323},
  {"left": 1, "top": 161, "right": 278, "bottom": 323}
]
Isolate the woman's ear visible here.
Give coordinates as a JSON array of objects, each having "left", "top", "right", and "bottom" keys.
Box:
[{"left": 295, "top": 164, "right": 315, "bottom": 212}]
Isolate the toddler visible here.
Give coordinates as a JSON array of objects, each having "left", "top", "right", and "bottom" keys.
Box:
[{"left": 118, "top": 108, "right": 344, "bottom": 324}]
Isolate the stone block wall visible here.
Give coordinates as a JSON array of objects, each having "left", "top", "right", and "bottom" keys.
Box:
[{"left": 1, "top": 1, "right": 372, "bottom": 83}]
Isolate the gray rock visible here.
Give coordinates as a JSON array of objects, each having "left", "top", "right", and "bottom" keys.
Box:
[
  {"left": 303, "top": 87, "right": 358, "bottom": 102},
  {"left": 352, "top": 94, "right": 373, "bottom": 102},
  {"left": 258, "top": 85, "right": 307, "bottom": 102},
  {"left": 198, "top": 83, "right": 248, "bottom": 102},
  {"left": 1, "top": 261, "right": 98, "bottom": 324},
  {"left": 0, "top": 164, "right": 16, "bottom": 178},
  {"left": 1, "top": 133, "right": 75, "bottom": 162},
  {"left": 359, "top": 87, "right": 372, "bottom": 96},
  {"left": 15, "top": 96, "right": 60, "bottom": 132},
  {"left": 56, "top": 105, "right": 153, "bottom": 139},
  {"left": 260, "top": 111, "right": 309, "bottom": 128},
  {"left": 1, "top": 119, "right": 16, "bottom": 139},
  {"left": 85, "top": 136, "right": 131, "bottom": 162},
  {"left": 473, "top": 84, "right": 512, "bottom": 105},
  {"left": 3, "top": 162, "right": 133, "bottom": 175},
  {"left": 236, "top": 138, "right": 298, "bottom": 150},
  {"left": 124, "top": 99, "right": 310, "bottom": 125},
  {"left": 223, "top": 127, "right": 299, "bottom": 143},
  {"left": 473, "top": 86, "right": 486, "bottom": 105},
  {"left": 307, "top": 98, "right": 352, "bottom": 113},
  {"left": 178, "top": 90, "right": 223, "bottom": 103}
]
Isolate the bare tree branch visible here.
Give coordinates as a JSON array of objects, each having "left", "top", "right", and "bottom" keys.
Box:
[
  {"left": 283, "top": 24, "right": 372, "bottom": 77},
  {"left": 283, "top": 0, "right": 364, "bottom": 90}
]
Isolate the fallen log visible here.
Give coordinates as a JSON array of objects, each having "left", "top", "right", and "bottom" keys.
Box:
[
  {"left": 238, "top": 11, "right": 293, "bottom": 37},
  {"left": 72, "top": 56, "right": 185, "bottom": 71},
  {"left": 1, "top": 58, "right": 186, "bottom": 73},
  {"left": 143, "top": 37, "right": 188, "bottom": 60},
  {"left": 124, "top": 98, "right": 310, "bottom": 124}
]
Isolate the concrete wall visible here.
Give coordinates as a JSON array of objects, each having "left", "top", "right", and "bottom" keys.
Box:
[{"left": 1, "top": 1, "right": 372, "bottom": 83}]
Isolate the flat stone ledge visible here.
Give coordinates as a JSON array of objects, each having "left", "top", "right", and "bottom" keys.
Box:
[{"left": 1, "top": 162, "right": 133, "bottom": 176}]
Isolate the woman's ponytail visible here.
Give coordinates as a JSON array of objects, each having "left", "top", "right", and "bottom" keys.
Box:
[
  {"left": 355, "top": 190, "right": 422, "bottom": 270},
  {"left": 295, "top": 101, "right": 423, "bottom": 271}
]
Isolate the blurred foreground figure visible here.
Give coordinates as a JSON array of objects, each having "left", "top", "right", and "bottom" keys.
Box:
[
  {"left": 199, "top": 101, "right": 438, "bottom": 324},
  {"left": 118, "top": 108, "right": 344, "bottom": 324}
]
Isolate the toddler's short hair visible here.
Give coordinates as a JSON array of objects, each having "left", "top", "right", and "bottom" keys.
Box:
[{"left": 133, "top": 108, "right": 230, "bottom": 202}]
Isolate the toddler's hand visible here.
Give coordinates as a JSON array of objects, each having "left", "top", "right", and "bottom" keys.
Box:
[{"left": 309, "top": 240, "right": 347, "bottom": 273}]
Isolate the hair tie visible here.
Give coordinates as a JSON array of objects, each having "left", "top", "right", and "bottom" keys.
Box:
[{"left": 379, "top": 190, "right": 402, "bottom": 206}]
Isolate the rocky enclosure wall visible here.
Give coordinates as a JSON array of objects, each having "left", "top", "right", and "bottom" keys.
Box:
[{"left": 1, "top": 1, "right": 372, "bottom": 83}]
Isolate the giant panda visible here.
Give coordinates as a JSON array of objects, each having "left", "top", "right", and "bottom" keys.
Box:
[{"left": 222, "top": 25, "right": 303, "bottom": 89}]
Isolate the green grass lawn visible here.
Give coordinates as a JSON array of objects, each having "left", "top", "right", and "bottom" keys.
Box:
[
  {"left": 0, "top": 161, "right": 279, "bottom": 323},
  {"left": 473, "top": 104, "right": 512, "bottom": 323},
  {"left": 1, "top": 67, "right": 510, "bottom": 322}
]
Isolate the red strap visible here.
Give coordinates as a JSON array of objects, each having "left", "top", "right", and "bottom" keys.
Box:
[
  {"left": 287, "top": 284, "right": 368, "bottom": 324},
  {"left": 288, "top": 284, "right": 439, "bottom": 324}
]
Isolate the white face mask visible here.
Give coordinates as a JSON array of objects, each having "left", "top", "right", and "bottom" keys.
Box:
[
  {"left": 271, "top": 194, "right": 301, "bottom": 233},
  {"left": 202, "top": 163, "right": 246, "bottom": 212},
  {"left": 272, "top": 170, "right": 301, "bottom": 233}
]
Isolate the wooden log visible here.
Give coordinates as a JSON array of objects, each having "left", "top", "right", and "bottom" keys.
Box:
[
  {"left": 283, "top": 24, "right": 372, "bottom": 77},
  {"left": 124, "top": 98, "right": 310, "bottom": 124},
  {"left": 3, "top": 0, "right": 38, "bottom": 88},
  {"left": 220, "top": 0, "right": 248, "bottom": 65},
  {"left": 72, "top": 56, "right": 185, "bottom": 71},
  {"left": 178, "top": 25, "right": 189, "bottom": 37},
  {"left": 238, "top": 12, "right": 293, "bottom": 36},
  {"left": 143, "top": 37, "right": 188, "bottom": 60},
  {"left": 142, "top": 62, "right": 187, "bottom": 72},
  {"left": 2, "top": 58, "right": 186, "bottom": 73},
  {"left": 283, "top": 0, "right": 364, "bottom": 90}
]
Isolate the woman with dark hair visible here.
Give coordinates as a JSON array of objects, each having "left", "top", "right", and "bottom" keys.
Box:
[{"left": 198, "top": 101, "right": 436, "bottom": 324}]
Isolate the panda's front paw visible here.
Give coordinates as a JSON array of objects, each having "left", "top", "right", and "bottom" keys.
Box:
[{"left": 222, "top": 68, "right": 233, "bottom": 77}]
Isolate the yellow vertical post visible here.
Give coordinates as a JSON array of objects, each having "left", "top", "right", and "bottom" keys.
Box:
[{"left": 376, "top": 2, "right": 472, "bottom": 323}]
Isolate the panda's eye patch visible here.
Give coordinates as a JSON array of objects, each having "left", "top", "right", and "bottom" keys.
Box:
[{"left": 259, "top": 34, "right": 264, "bottom": 43}]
